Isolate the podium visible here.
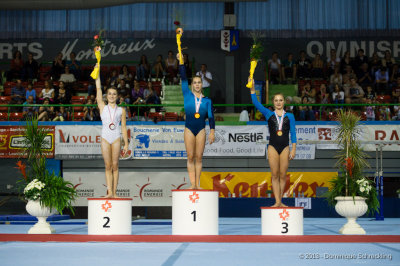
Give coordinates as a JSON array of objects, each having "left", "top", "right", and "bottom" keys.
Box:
[
  {"left": 172, "top": 190, "right": 219, "bottom": 235},
  {"left": 88, "top": 198, "right": 132, "bottom": 235},
  {"left": 261, "top": 207, "right": 304, "bottom": 235}
]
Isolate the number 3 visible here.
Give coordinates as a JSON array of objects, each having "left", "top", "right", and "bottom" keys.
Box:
[{"left": 281, "top": 222, "right": 288, "bottom": 233}]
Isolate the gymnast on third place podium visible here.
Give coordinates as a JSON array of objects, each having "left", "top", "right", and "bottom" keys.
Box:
[
  {"left": 248, "top": 78, "right": 297, "bottom": 207},
  {"left": 176, "top": 28, "right": 215, "bottom": 189}
]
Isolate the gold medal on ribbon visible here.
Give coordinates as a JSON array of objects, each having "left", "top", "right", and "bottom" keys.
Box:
[
  {"left": 277, "top": 130, "right": 283, "bottom": 136},
  {"left": 195, "top": 113, "right": 200, "bottom": 119}
]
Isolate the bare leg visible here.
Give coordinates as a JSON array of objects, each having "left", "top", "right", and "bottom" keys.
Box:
[
  {"left": 268, "top": 146, "right": 281, "bottom": 207},
  {"left": 279, "top": 146, "right": 290, "bottom": 207},
  {"left": 111, "top": 138, "right": 121, "bottom": 198},
  {"left": 194, "top": 129, "right": 206, "bottom": 189},
  {"left": 101, "top": 138, "right": 113, "bottom": 198},
  {"left": 184, "top": 128, "right": 196, "bottom": 189}
]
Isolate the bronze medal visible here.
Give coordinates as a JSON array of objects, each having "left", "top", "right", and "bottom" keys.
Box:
[{"left": 277, "top": 130, "right": 283, "bottom": 136}]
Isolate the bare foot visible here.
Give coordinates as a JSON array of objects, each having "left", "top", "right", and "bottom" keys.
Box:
[
  {"left": 103, "top": 193, "right": 113, "bottom": 198},
  {"left": 271, "top": 202, "right": 281, "bottom": 207},
  {"left": 280, "top": 203, "right": 288, "bottom": 207}
]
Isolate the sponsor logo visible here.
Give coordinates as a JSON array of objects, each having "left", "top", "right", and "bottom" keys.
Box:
[
  {"left": 279, "top": 209, "right": 290, "bottom": 221},
  {"left": 189, "top": 191, "right": 199, "bottom": 203},
  {"left": 135, "top": 134, "right": 150, "bottom": 148},
  {"left": 74, "top": 177, "right": 95, "bottom": 197},
  {"left": 0, "top": 135, "right": 7, "bottom": 147},
  {"left": 58, "top": 129, "right": 101, "bottom": 144},
  {"left": 102, "top": 200, "right": 112, "bottom": 212},
  {"left": 9, "top": 135, "right": 53, "bottom": 149},
  {"left": 228, "top": 132, "right": 263, "bottom": 142},
  {"left": 135, "top": 177, "right": 163, "bottom": 200},
  {"left": 318, "top": 128, "right": 332, "bottom": 140}
]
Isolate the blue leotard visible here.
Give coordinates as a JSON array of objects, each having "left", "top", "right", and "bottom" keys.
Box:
[
  {"left": 251, "top": 93, "right": 297, "bottom": 154},
  {"left": 179, "top": 65, "right": 215, "bottom": 136}
]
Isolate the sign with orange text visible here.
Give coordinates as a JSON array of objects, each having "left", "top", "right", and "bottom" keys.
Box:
[{"left": 200, "top": 172, "right": 337, "bottom": 198}]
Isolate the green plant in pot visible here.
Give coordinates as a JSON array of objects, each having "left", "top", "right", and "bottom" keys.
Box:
[
  {"left": 325, "top": 110, "right": 379, "bottom": 234},
  {"left": 16, "top": 117, "right": 77, "bottom": 234}
]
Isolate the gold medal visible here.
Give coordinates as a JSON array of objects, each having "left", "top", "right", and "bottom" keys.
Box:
[
  {"left": 195, "top": 113, "right": 200, "bottom": 119},
  {"left": 277, "top": 130, "right": 283, "bottom": 136}
]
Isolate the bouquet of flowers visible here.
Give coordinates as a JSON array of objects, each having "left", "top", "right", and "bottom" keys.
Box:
[
  {"left": 23, "top": 179, "right": 45, "bottom": 201},
  {"left": 175, "top": 21, "right": 184, "bottom": 65},
  {"left": 90, "top": 30, "right": 105, "bottom": 80},
  {"left": 246, "top": 35, "right": 264, "bottom": 88}
]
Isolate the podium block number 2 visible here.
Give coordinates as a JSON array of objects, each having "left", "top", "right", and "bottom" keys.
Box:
[
  {"left": 103, "top": 217, "right": 110, "bottom": 228},
  {"left": 191, "top": 211, "right": 196, "bottom": 222},
  {"left": 281, "top": 222, "right": 288, "bottom": 233}
]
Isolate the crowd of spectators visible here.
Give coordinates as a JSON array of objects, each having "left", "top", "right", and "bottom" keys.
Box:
[
  {"left": 266, "top": 49, "right": 400, "bottom": 121},
  {"left": 0, "top": 50, "right": 204, "bottom": 121}
]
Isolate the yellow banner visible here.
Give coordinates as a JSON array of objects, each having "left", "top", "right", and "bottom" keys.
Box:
[{"left": 200, "top": 172, "right": 337, "bottom": 198}]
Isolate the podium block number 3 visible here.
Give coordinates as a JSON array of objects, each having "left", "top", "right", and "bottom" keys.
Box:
[
  {"left": 281, "top": 222, "right": 288, "bottom": 233},
  {"left": 191, "top": 211, "right": 197, "bottom": 222},
  {"left": 103, "top": 217, "right": 110, "bottom": 228}
]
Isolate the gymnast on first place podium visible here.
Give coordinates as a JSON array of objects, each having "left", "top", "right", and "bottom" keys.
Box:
[
  {"left": 176, "top": 28, "right": 215, "bottom": 189},
  {"left": 248, "top": 78, "right": 297, "bottom": 207}
]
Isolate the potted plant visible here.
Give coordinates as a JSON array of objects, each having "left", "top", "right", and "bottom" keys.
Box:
[
  {"left": 15, "top": 117, "right": 77, "bottom": 234},
  {"left": 326, "top": 110, "right": 379, "bottom": 234}
]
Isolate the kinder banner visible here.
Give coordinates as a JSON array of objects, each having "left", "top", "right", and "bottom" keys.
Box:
[
  {"left": 0, "top": 126, "right": 54, "bottom": 158},
  {"left": 64, "top": 171, "right": 190, "bottom": 206},
  {"left": 200, "top": 172, "right": 336, "bottom": 198}
]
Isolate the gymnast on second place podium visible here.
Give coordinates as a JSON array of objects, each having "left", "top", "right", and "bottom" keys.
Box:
[{"left": 248, "top": 78, "right": 297, "bottom": 207}]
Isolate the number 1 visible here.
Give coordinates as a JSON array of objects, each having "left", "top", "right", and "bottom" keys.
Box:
[{"left": 191, "top": 211, "right": 196, "bottom": 222}]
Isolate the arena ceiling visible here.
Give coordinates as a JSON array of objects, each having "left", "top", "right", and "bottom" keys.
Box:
[{"left": 0, "top": 0, "right": 261, "bottom": 10}]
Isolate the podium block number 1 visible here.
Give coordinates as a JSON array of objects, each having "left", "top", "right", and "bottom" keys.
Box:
[{"left": 191, "top": 211, "right": 196, "bottom": 222}]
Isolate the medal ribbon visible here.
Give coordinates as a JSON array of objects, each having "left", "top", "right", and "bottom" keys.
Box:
[
  {"left": 275, "top": 110, "right": 285, "bottom": 133},
  {"left": 194, "top": 94, "right": 203, "bottom": 115},
  {"left": 108, "top": 105, "right": 117, "bottom": 128}
]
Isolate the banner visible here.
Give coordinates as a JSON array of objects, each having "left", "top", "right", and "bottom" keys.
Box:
[
  {"left": 200, "top": 172, "right": 336, "bottom": 198},
  {"left": 221, "top": 30, "right": 239, "bottom": 52},
  {"left": 55, "top": 125, "right": 134, "bottom": 159},
  {"left": 0, "top": 126, "right": 54, "bottom": 158},
  {"left": 64, "top": 171, "right": 190, "bottom": 206},
  {"left": 132, "top": 125, "right": 186, "bottom": 158},
  {"left": 361, "top": 124, "right": 400, "bottom": 151},
  {"left": 291, "top": 125, "right": 317, "bottom": 160},
  {"left": 204, "top": 125, "right": 267, "bottom": 157},
  {"left": 316, "top": 125, "right": 340, "bottom": 149}
]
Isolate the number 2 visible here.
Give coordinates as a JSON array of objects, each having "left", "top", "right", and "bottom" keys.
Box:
[
  {"left": 281, "top": 222, "right": 288, "bottom": 233},
  {"left": 191, "top": 211, "right": 196, "bottom": 222},
  {"left": 103, "top": 217, "right": 110, "bottom": 228}
]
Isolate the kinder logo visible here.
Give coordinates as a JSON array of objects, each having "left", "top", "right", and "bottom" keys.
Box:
[
  {"left": 228, "top": 133, "right": 263, "bottom": 142},
  {"left": 102, "top": 200, "right": 112, "bottom": 212},
  {"left": 189, "top": 191, "right": 199, "bottom": 203},
  {"left": 58, "top": 130, "right": 101, "bottom": 144},
  {"left": 318, "top": 128, "right": 332, "bottom": 140},
  {"left": 279, "top": 209, "right": 290, "bottom": 221}
]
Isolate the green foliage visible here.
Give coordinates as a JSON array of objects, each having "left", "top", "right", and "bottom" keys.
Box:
[
  {"left": 92, "top": 29, "right": 105, "bottom": 48},
  {"left": 249, "top": 38, "right": 264, "bottom": 61},
  {"left": 39, "top": 171, "right": 77, "bottom": 215},
  {"left": 325, "top": 110, "right": 380, "bottom": 215},
  {"left": 17, "top": 116, "right": 77, "bottom": 215}
]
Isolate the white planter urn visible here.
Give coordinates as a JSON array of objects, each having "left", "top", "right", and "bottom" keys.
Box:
[
  {"left": 335, "top": 196, "right": 368, "bottom": 235},
  {"left": 26, "top": 200, "right": 56, "bottom": 234}
]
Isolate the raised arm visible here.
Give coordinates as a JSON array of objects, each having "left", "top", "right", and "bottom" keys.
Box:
[
  {"left": 248, "top": 78, "right": 273, "bottom": 120},
  {"left": 95, "top": 66, "right": 105, "bottom": 112}
]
